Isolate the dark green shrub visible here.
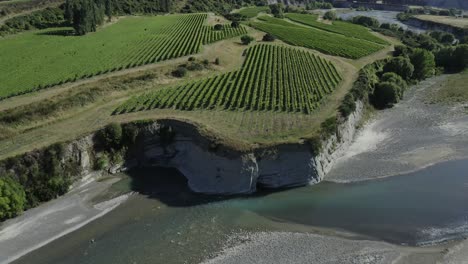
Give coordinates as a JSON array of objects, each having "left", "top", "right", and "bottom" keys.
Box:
[
  {"left": 339, "top": 93, "right": 356, "bottom": 118},
  {"left": 262, "top": 33, "right": 276, "bottom": 42},
  {"left": 0, "top": 175, "right": 26, "bottom": 220},
  {"left": 98, "top": 123, "right": 123, "bottom": 150},
  {"left": 383, "top": 56, "right": 414, "bottom": 80},
  {"left": 94, "top": 153, "right": 109, "bottom": 170},
  {"left": 410, "top": 48, "right": 436, "bottom": 80},
  {"left": 172, "top": 67, "right": 188, "bottom": 78},
  {"left": 323, "top": 11, "right": 337, "bottom": 21},
  {"left": 380, "top": 72, "right": 407, "bottom": 98},
  {"left": 320, "top": 116, "right": 337, "bottom": 138},
  {"left": 187, "top": 62, "right": 204, "bottom": 71},
  {"left": 372, "top": 82, "right": 400, "bottom": 108},
  {"left": 241, "top": 35, "right": 255, "bottom": 45}
]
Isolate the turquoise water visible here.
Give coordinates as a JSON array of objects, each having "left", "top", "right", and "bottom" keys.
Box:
[{"left": 15, "top": 159, "right": 468, "bottom": 264}]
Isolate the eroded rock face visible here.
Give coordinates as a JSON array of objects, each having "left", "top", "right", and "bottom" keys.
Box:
[
  {"left": 41, "top": 99, "right": 364, "bottom": 195},
  {"left": 130, "top": 101, "right": 364, "bottom": 194},
  {"left": 65, "top": 135, "right": 94, "bottom": 175},
  {"left": 141, "top": 134, "right": 259, "bottom": 194}
]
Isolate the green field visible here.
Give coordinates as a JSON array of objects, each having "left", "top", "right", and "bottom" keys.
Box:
[
  {"left": 285, "top": 13, "right": 388, "bottom": 45},
  {"left": 236, "top": 6, "right": 270, "bottom": 18},
  {"left": 115, "top": 44, "right": 341, "bottom": 114},
  {"left": 250, "top": 16, "right": 386, "bottom": 59},
  {"left": 0, "top": 14, "right": 247, "bottom": 99}
]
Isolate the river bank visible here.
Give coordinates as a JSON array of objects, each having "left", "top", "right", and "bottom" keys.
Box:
[
  {"left": 0, "top": 173, "right": 131, "bottom": 264},
  {"left": 328, "top": 74, "right": 468, "bottom": 182}
]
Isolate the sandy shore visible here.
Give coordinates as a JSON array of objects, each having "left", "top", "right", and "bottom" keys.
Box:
[
  {"left": 0, "top": 174, "right": 129, "bottom": 264},
  {"left": 202, "top": 231, "right": 468, "bottom": 264},
  {"left": 327, "top": 75, "right": 468, "bottom": 182}
]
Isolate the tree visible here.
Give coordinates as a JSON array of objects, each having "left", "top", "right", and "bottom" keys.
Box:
[
  {"left": 323, "top": 11, "right": 337, "bottom": 21},
  {"left": 431, "top": 31, "right": 455, "bottom": 44},
  {"left": 262, "top": 33, "right": 275, "bottom": 42},
  {"left": 65, "top": 0, "right": 106, "bottom": 35},
  {"left": 410, "top": 48, "right": 436, "bottom": 80},
  {"left": 435, "top": 44, "right": 468, "bottom": 72},
  {"left": 435, "top": 46, "right": 454, "bottom": 70},
  {"left": 269, "top": 3, "right": 284, "bottom": 18},
  {"left": 104, "top": 0, "right": 112, "bottom": 20},
  {"left": 380, "top": 72, "right": 407, "bottom": 98},
  {"left": 373, "top": 82, "right": 400, "bottom": 109},
  {"left": 383, "top": 56, "right": 414, "bottom": 80},
  {"left": 98, "top": 123, "right": 123, "bottom": 149},
  {"left": 352, "top": 16, "right": 380, "bottom": 28},
  {"left": 452, "top": 44, "right": 468, "bottom": 71},
  {"left": 461, "top": 36, "right": 468, "bottom": 45},
  {"left": 0, "top": 176, "right": 26, "bottom": 220},
  {"left": 214, "top": 24, "right": 223, "bottom": 31},
  {"left": 417, "top": 34, "right": 439, "bottom": 51},
  {"left": 231, "top": 21, "right": 239, "bottom": 28},
  {"left": 393, "top": 45, "right": 412, "bottom": 57},
  {"left": 241, "top": 35, "right": 254, "bottom": 45}
]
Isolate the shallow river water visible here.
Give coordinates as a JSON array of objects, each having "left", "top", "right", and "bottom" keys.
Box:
[{"left": 14, "top": 158, "right": 468, "bottom": 264}]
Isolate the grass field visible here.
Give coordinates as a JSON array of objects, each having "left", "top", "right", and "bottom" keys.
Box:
[
  {"left": 115, "top": 44, "right": 342, "bottom": 114},
  {"left": 0, "top": 13, "right": 247, "bottom": 100},
  {"left": 250, "top": 16, "right": 386, "bottom": 59},
  {"left": 415, "top": 15, "right": 468, "bottom": 29},
  {"left": 285, "top": 13, "right": 388, "bottom": 45},
  {"left": 428, "top": 70, "right": 468, "bottom": 104},
  {"left": 236, "top": 6, "right": 269, "bottom": 18}
]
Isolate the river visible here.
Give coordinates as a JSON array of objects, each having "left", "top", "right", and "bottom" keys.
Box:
[{"left": 336, "top": 10, "right": 427, "bottom": 33}]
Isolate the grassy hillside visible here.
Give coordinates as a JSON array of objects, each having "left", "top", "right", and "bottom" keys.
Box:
[
  {"left": 0, "top": 13, "right": 246, "bottom": 99},
  {"left": 235, "top": 6, "right": 269, "bottom": 18},
  {"left": 116, "top": 44, "right": 342, "bottom": 114},
  {"left": 250, "top": 16, "right": 386, "bottom": 59}
]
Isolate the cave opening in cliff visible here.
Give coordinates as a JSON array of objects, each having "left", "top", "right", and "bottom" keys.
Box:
[{"left": 124, "top": 166, "right": 228, "bottom": 207}]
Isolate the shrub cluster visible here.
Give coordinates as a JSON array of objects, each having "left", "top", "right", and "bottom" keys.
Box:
[
  {"left": 0, "top": 143, "right": 80, "bottom": 212},
  {"left": 0, "top": 7, "right": 66, "bottom": 36}
]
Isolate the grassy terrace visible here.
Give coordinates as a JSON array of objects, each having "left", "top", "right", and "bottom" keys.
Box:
[{"left": 0, "top": 14, "right": 246, "bottom": 99}]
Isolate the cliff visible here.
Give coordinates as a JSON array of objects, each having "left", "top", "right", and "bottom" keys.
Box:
[
  {"left": 403, "top": 17, "right": 467, "bottom": 38},
  {"left": 72, "top": 100, "right": 363, "bottom": 194},
  {"left": 1, "top": 101, "right": 364, "bottom": 197}
]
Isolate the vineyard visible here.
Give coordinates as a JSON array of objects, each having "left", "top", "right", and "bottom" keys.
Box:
[
  {"left": 285, "top": 13, "right": 388, "bottom": 45},
  {"left": 115, "top": 44, "right": 342, "bottom": 115},
  {"left": 0, "top": 14, "right": 247, "bottom": 100},
  {"left": 250, "top": 16, "right": 386, "bottom": 59}
]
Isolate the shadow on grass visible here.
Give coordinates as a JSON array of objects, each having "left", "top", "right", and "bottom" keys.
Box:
[
  {"left": 125, "top": 166, "right": 296, "bottom": 207},
  {"left": 36, "top": 29, "right": 75, "bottom": 36}
]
